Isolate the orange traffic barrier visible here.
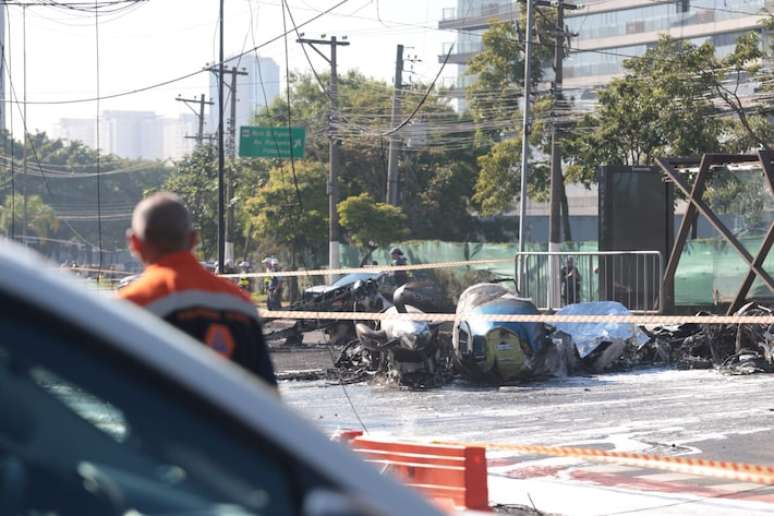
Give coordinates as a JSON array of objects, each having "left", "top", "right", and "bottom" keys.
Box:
[{"left": 339, "top": 431, "right": 489, "bottom": 511}]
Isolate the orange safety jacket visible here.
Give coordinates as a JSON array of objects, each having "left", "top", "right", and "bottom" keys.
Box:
[{"left": 118, "top": 251, "right": 276, "bottom": 387}]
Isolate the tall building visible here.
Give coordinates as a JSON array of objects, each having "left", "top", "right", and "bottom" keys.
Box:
[
  {"left": 160, "top": 113, "right": 197, "bottom": 161},
  {"left": 55, "top": 118, "right": 98, "bottom": 149},
  {"left": 440, "top": 0, "right": 772, "bottom": 99},
  {"left": 56, "top": 112, "right": 198, "bottom": 160},
  {"left": 208, "top": 54, "right": 280, "bottom": 153},
  {"left": 101, "top": 110, "right": 162, "bottom": 160},
  {"left": 439, "top": 0, "right": 773, "bottom": 240}
]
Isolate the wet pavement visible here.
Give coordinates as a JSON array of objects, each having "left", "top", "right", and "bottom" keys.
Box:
[
  {"left": 282, "top": 368, "right": 774, "bottom": 451},
  {"left": 282, "top": 367, "right": 774, "bottom": 514}
]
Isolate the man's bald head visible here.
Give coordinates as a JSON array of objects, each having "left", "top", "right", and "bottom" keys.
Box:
[{"left": 131, "top": 193, "right": 194, "bottom": 255}]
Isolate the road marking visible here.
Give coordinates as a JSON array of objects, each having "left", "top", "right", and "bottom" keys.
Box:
[{"left": 638, "top": 472, "right": 702, "bottom": 482}]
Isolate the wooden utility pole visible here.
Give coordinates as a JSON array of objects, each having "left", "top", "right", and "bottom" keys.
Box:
[
  {"left": 386, "top": 44, "right": 404, "bottom": 206},
  {"left": 297, "top": 35, "right": 350, "bottom": 271},
  {"left": 175, "top": 93, "right": 214, "bottom": 146}
]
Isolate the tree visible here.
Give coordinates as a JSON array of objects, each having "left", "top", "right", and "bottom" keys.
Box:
[
  {"left": 0, "top": 194, "right": 59, "bottom": 246},
  {"left": 699, "top": 16, "right": 774, "bottom": 152},
  {"left": 162, "top": 144, "right": 267, "bottom": 260},
  {"left": 564, "top": 37, "right": 723, "bottom": 181},
  {"left": 337, "top": 193, "right": 408, "bottom": 252},
  {"left": 254, "top": 72, "right": 478, "bottom": 242},
  {"left": 465, "top": 17, "right": 570, "bottom": 239},
  {"left": 244, "top": 160, "right": 327, "bottom": 267},
  {"left": 0, "top": 130, "right": 170, "bottom": 254}
]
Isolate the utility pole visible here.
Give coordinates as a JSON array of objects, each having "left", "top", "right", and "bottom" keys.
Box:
[
  {"left": 223, "top": 66, "right": 248, "bottom": 158},
  {"left": 297, "top": 35, "right": 350, "bottom": 271},
  {"left": 549, "top": 1, "right": 565, "bottom": 260},
  {"left": 544, "top": 0, "right": 577, "bottom": 308},
  {"left": 226, "top": 66, "right": 241, "bottom": 264},
  {"left": 386, "top": 44, "right": 404, "bottom": 206},
  {"left": 175, "top": 93, "right": 213, "bottom": 146},
  {"left": 22, "top": 5, "right": 28, "bottom": 248},
  {"left": 548, "top": 0, "right": 576, "bottom": 308},
  {"left": 217, "top": 0, "right": 225, "bottom": 272},
  {"left": 208, "top": 63, "right": 247, "bottom": 267}
]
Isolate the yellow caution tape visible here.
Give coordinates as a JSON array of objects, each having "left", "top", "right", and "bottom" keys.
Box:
[
  {"left": 220, "top": 258, "right": 513, "bottom": 278},
  {"left": 262, "top": 309, "right": 774, "bottom": 326},
  {"left": 431, "top": 439, "right": 774, "bottom": 486}
]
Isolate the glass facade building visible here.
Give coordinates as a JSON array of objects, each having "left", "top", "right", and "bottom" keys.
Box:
[{"left": 439, "top": 0, "right": 772, "bottom": 95}]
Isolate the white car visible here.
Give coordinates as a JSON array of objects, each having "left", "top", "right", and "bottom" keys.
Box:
[{"left": 0, "top": 239, "right": 442, "bottom": 516}]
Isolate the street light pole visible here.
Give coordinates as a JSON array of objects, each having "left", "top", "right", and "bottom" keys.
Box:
[{"left": 518, "top": 0, "right": 535, "bottom": 289}]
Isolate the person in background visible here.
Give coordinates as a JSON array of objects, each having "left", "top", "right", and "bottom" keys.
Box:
[
  {"left": 118, "top": 193, "right": 276, "bottom": 387},
  {"left": 390, "top": 247, "right": 409, "bottom": 287},
  {"left": 561, "top": 256, "right": 582, "bottom": 305},
  {"left": 238, "top": 260, "right": 253, "bottom": 293},
  {"left": 262, "top": 257, "right": 283, "bottom": 310}
]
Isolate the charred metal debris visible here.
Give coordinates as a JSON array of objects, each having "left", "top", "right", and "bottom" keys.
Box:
[
  {"left": 269, "top": 276, "right": 773, "bottom": 387},
  {"left": 641, "top": 302, "right": 774, "bottom": 375}
]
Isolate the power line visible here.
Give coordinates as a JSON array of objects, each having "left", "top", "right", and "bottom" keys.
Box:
[
  {"left": 383, "top": 43, "right": 454, "bottom": 137},
  {"left": 3, "top": 0, "right": 354, "bottom": 106},
  {"left": 5, "top": 4, "right": 16, "bottom": 241},
  {"left": 1, "top": 28, "right": 100, "bottom": 250},
  {"left": 280, "top": 0, "right": 303, "bottom": 210}
]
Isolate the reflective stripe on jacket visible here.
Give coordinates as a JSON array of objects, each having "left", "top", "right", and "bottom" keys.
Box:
[{"left": 118, "top": 251, "right": 276, "bottom": 386}]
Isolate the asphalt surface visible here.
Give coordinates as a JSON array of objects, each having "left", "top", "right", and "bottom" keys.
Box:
[
  {"left": 281, "top": 367, "right": 774, "bottom": 514},
  {"left": 282, "top": 368, "right": 774, "bottom": 453}
]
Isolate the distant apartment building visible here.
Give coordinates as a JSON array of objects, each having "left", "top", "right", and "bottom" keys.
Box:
[
  {"left": 440, "top": 0, "right": 772, "bottom": 99},
  {"left": 160, "top": 113, "right": 197, "bottom": 160},
  {"left": 208, "top": 54, "right": 280, "bottom": 152},
  {"left": 101, "top": 110, "right": 162, "bottom": 160},
  {"left": 55, "top": 118, "right": 98, "bottom": 149},
  {"left": 55, "top": 112, "right": 197, "bottom": 160}
]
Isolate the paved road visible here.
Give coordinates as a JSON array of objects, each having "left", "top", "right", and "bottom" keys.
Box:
[{"left": 282, "top": 368, "right": 774, "bottom": 514}]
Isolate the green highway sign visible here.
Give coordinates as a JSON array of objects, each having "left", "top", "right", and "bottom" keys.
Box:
[{"left": 239, "top": 126, "right": 306, "bottom": 158}]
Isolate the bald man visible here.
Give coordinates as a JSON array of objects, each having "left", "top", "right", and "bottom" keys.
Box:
[{"left": 119, "top": 193, "right": 276, "bottom": 387}]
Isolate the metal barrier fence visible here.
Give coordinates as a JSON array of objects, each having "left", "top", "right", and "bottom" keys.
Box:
[{"left": 515, "top": 251, "right": 664, "bottom": 313}]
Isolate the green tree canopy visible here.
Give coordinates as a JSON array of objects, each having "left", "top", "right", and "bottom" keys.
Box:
[
  {"left": 337, "top": 193, "right": 408, "bottom": 250},
  {"left": 254, "top": 71, "right": 479, "bottom": 243},
  {"left": 244, "top": 160, "right": 327, "bottom": 266},
  {"left": 0, "top": 130, "right": 169, "bottom": 254},
  {"left": 564, "top": 37, "right": 723, "bottom": 182},
  {"left": 0, "top": 194, "right": 59, "bottom": 244}
]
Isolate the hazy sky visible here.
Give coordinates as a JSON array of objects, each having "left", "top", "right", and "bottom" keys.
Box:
[{"left": 4, "top": 0, "right": 456, "bottom": 137}]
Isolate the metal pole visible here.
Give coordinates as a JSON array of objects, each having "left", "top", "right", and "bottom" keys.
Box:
[
  {"left": 386, "top": 44, "right": 404, "bottom": 205},
  {"left": 197, "top": 94, "right": 206, "bottom": 146},
  {"left": 217, "top": 0, "right": 225, "bottom": 271},
  {"left": 517, "top": 0, "right": 534, "bottom": 288},
  {"left": 225, "top": 67, "right": 239, "bottom": 264},
  {"left": 548, "top": 0, "right": 564, "bottom": 309},
  {"left": 329, "top": 36, "right": 340, "bottom": 271}
]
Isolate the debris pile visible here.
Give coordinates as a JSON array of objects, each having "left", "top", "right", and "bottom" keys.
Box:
[
  {"left": 642, "top": 302, "right": 774, "bottom": 374},
  {"left": 553, "top": 301, "right": 649, "bottom": 373}
]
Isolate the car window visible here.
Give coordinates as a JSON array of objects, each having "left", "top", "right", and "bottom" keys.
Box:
[
  {"left": 331, "top": 273, "right": 378, "bottom": 288},
  {"left": 0, "top": 298, "right": 309, "bottom": 516}
]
